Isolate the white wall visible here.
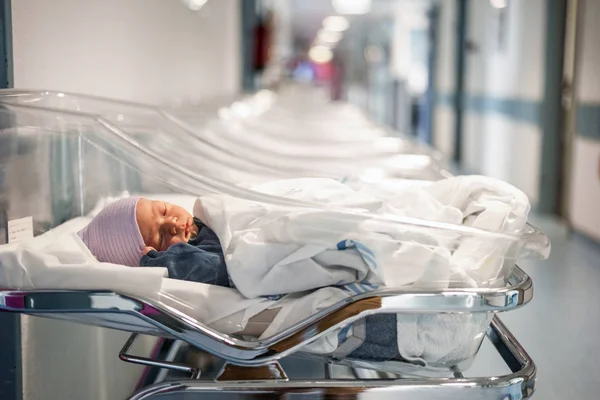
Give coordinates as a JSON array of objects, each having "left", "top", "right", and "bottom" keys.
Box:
[
  {"left": 464, "top": 0, "right": 545, "bottom": 99},
  {"left": 10, "top": 1, "right": 241, "bottom": 399},
  {"left": 575, "top": 0, "right": 600, "bottom": 104},
  {"left": 12, "top": 0, "right": 240, "bottom": 104},
  {"left": 462, "top": 111, "right": 542, "bottom": 196},
  {"left": 432, "top": 0, "right": 456, "bottom": 159},
  {"left": 568, "top": 0, "right": 600, "bottom": 241},
  {"left": 569, "top": 137, "right": 600, "bottom": 240},
  {"left": 462, "top": 0, "right": 546, "bottom": 203}
]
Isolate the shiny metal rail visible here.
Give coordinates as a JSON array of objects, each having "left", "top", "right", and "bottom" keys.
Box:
[
  {"left": 129, "top": 317, "right": 535, "bottom": 400},
  {"left": 0, "top": 266, "right": 532, "bottom": 367},
  {"left": 120, "top": 334, "right": 201, "bottom": 379}
]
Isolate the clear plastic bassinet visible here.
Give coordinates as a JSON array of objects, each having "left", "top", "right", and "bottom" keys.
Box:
[
  {"left": 168, "top": 87, "right": 450, "bottom": 181},
  {"left": 0, "top": 89, "right": 448, "bottom": 183},
  {"left": 168, "top": 85, "right": 390, "bottom": 140},
  {"left": 0, "top": 96, "right": 548, "bottom": 391}
]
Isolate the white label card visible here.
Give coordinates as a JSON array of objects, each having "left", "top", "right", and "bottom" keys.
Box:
[{"left": 8, "top": 216, "right": 34, "bottom": 243}]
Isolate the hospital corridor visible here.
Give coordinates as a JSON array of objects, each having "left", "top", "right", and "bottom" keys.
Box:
[{"left": 0, "top": 0, "right": 599, "bottom": 399}]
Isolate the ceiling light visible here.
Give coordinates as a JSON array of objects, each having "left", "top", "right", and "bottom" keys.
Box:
[
  {"left": 489, "top": 0, "right": 508, "bottom": 9},
  {"left": 323, "top": 16, "right": 350, "bottom": 32},
  {"left": 182, "top": 0, "right": 208, "bottom": 11},
  {"left": 332, "top": 0, "right": 372, "bottom": 15},
  {"left": 309, "top": 46, "right": 334, "bottom": 64},
  {"left": 317, "top": 29, "right": 343, "bottom": 44}
]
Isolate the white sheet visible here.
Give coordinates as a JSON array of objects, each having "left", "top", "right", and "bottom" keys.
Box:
[
  {"left": 196, "top": 176, "right": 531, "bottom": 299},
  {"left": 0, "top": 227, "right": 490, "bottom": 366}
]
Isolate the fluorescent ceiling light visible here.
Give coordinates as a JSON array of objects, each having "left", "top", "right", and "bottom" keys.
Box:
[
  {"left": 332, "top": 0, "right": 372, "bottom": 15},
  {"left": 489, "top": 0, "right": 508, "bottom": 9},
  {"left": 309, "top": 46, "right": 334, "bottom": 64},
  {"left": 317, "top": 29, "right": 343, "bottom": 44},
  {"left": 182, "top": 0, "right": 208, "bottom": 11},
  {"left": 323, "top": 16, "right": 350, "bottom": 32}
]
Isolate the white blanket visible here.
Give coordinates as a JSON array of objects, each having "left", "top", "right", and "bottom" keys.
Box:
[
  {"left": 0, "top": 228, "right": 490, "bottom": 366},
  {"left": 196, "top": 176, "right": 531, "bottom": 299},
  {"left": 0, "top": 175, "right": 532, "bottom": 367}
]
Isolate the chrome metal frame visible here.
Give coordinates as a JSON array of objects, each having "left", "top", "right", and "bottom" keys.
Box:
[
  {"left": 128, "top": 317, "right": 535, "bottom": 400},
  {"left": 0, "top": 266, "right": 531, "bottom": 366},
  {"left": 0, "top": 266, "right": 534, "bottom": 399}
]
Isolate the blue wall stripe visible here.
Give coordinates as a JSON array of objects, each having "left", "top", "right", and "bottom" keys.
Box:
[
  {"left": 576, "top": 103, "right": 600, "bottom": 140},
  {"left": 434, "top": 92, "right": 455, "bottom": 107},
  {"left": 435, "top": 92, "right": 542, "bottom": 126},
  {"left": 464, "top": 96, "right": 541, "bottom": 126},
  {"left": 437, "top": 92, "right": 600, "bottom": 141}
]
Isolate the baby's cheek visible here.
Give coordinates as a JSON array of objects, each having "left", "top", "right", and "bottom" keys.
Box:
[{"left": 168, "top": 237, "right": 187, "bottom": 247}]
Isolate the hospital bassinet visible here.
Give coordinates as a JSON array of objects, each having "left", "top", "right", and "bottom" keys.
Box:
[
  {"left": 0, "top": 89, "right": 448, "bottom": 182},
  {"left": 168, "top": 87, "right": 450, "bottom": 180},
  {"left": 0, "top": 97, "right": 548, "bottom": 399}
]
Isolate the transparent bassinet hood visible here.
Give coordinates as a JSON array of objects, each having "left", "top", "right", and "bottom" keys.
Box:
[
  {"left": 0, "top": 91, "right": 550, "bottom": 266},
  {"left": 0, "top": 89, "right": 448, "bottom": 184}
]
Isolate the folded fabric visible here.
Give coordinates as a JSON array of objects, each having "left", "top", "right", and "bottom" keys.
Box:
[
  {"left": 195, "top": 175, "right": 531, "bottom": 299},
  {"left": 196, "top": 179, "right": 383, "bottom": 299}
]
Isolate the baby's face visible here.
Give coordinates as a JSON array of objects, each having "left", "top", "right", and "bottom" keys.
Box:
[{"left": 136, "top": 198, "right": 199, "bottom": 252}]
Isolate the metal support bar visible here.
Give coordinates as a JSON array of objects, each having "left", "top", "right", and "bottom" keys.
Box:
[
  {"left": 215, "top": 362, "right": 288, "bottom": 382},
  {"left": 119, "top": 333, "right": 200, "bottom": 379},
  {"left": 324, "top": 363, "right": 333, "bottom": 380}
]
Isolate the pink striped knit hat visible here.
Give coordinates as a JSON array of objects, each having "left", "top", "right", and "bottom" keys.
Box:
[{"left": 78, "top": 197, "right": 145, "bottom": 267}]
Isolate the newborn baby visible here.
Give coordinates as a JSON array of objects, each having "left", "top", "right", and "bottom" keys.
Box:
[{"left": 78, "top": 197, "right": 230, "bottom": 287}]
